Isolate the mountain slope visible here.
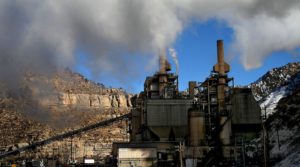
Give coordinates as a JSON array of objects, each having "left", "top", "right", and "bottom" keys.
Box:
[
  {"left": 267, "top": 87, "right": 300, "bottom": 167},
  {"left": 0, "top": 69, "right": 131, "bottom": 159},
  {"left": 250, "top": 62, "right": 300, "bottom": 116},
  {"left": 250, "top": 62, "right": 300, "bottom": 166}
]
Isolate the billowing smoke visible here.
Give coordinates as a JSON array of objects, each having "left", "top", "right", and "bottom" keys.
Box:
[
  {"left": 168, "top": 48, "right": 179, "bottom": 74},
  {"left": 0, "top": 0, "right": 300, "bottom": 87}
]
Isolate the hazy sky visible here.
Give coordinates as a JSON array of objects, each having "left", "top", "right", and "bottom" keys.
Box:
[{"left": 1, "top": 0, "right": 300, "bottom": 93}]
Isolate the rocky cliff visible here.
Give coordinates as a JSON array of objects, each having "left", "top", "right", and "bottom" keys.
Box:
[
  {"left": 250, "top": 62, "right": 300, "bottom": 167},
  {"left": 0, "top": 69, "right": 132, "bottom": 161},
  {"left": 27, "top": 69, "right": 132, "bottom": 110},
  {"left": 250, "top": 62, "right": 300, "bottom": 116},
  {"left": 266, "top": 87, "right": 300, "bottom": 167}
]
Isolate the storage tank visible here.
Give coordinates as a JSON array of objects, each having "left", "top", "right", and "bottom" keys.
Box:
[
  {"left": 220, "top": 116, "right": 232, "bottom": 145},
  {"left": 189, "top": 110, "right": 206, "bottom": 146}
]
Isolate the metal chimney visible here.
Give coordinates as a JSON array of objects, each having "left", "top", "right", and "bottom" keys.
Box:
[{"left": 214, "top": 40, "right": 230, "bottom": 75}]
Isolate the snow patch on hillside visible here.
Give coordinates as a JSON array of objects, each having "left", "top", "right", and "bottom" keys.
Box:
[
  {"left": 260, "top": 86, "right": 288, "bottom": 116},
  {"left": 274, "top": 151, "right": 300, "bottom": 167},
  {"left": 258, "top": 73, "right": 300, "bottom": 117}
]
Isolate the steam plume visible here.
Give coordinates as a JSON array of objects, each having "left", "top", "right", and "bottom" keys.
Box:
[
  {"left": 169, "top": 48, "right": 179, "bottom": 74},
  {"left": 0, "top": 0, "right": 300, "bottom": 87}
]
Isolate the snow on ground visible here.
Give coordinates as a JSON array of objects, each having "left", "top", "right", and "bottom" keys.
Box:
[
  {"left": 260, "top": 86, "right": 288, "bottom": 117},
  {"left": 251, "top": 64, "right": 300, "bottom": 166},
  {"left": 274, "top": 151, "right": 300, "bottom": 167},
  {"left": 259, "top": 73, "right": 300, "bottom": 117},
  {"left": 269, "top": 127, "right": 296, "bottom": 156}
]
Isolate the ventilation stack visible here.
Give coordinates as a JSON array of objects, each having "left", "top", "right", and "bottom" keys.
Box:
[{"left": 214, "top": 40, "right": 232, "bottom": 145}]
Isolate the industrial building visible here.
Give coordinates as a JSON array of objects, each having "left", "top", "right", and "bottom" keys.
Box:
[{"left": 113, "top": 40, "right": 262, "bottom": 166}]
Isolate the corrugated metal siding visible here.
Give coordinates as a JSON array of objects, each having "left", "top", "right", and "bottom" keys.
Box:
[
  {"left": 147, "top": 99, "right": 192, "bottom": 126},
  {"left": 231, "top": 92, "right": 261, "bottom": 124}
]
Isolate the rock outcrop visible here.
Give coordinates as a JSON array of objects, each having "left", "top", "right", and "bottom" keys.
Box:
[
  {"left": 25, "top": 69, "right": 132, "bottom": 111},
  {"left": 249, "top": 62, "right": 300, "bottom": 167},
  {"left": 0, "top": 69, "right": 132, "bottom": 161},
  {"left": 58, "top": 93, "right": 131, "bottom": 109},
  {"left": 250, "top": 62, "right": 300, "bottom": 116},
  {"left": 251, "top": 62, "right": 300, "bottom": 103}
]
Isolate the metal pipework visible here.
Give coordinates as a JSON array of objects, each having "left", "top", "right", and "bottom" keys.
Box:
[
  {"left": 158, "top": 49, "right": 172, "bottom": 97},
  {"left": 159, "top": 55, "right": 167, "bottom": 74},
  {"left": 189, "top": 81, "right": 196, "bottom": 98},
  {"left": 159, "top": 49, "right": 171, "bottom": 74}
]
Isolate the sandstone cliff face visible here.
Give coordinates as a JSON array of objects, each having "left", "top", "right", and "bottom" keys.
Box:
[
  {"left": 26, "top": 69, "right": 132, "bottom": 111},
  {"left": 0, "top": 69, "right": 132, "bottom": 160},
  {"left": 58, "top": 93, "right": 132, "bottom": 109}
]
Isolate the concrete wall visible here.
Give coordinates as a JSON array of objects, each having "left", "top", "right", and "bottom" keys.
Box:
[{"left": 118, "top": 148, "right": 157, "bottom": 167}]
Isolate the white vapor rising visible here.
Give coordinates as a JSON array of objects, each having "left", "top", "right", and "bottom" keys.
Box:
[
  {"left": 169, "top": 48, "right": 179, "bottom": 74},
  {"left": 1, "top": 0, "right": 300, "bottom": 87}
]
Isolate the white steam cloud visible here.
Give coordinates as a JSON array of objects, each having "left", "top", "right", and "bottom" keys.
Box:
[
  {"left": 1, "top": 0, "right": 300, "bottom": 87},
  {"left": 168, "top": 48, "right": 179, "bottom": 74}
]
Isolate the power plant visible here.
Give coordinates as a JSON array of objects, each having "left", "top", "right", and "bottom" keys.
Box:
[
  {"left": 0, "top": 40, "right": 263, "bottom": 167},
  {"left": 112, "top": 40, "right": 262, "bottom": 166}
]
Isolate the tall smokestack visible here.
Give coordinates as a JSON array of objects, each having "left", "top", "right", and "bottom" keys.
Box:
[
  {"left": 214, "top": 40, "right": 229, "bottom": 109},
  {"left": 214, "top": 40, "right": 232, "bottom": 145},
  {"left": 214, "top": 40, "right": 230, "bottom": 76},
  {"left": 217, "top": 40, "right": 225, "bottom": 74}
]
